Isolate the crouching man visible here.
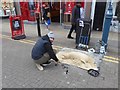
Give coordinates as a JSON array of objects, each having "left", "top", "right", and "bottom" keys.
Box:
[{"left": 31, "top": 31, "right": 60, "bottom": 71}]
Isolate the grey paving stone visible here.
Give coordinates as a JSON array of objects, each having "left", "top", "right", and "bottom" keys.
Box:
[{"left": 51, "top": 80, "right": 61, "bottom": 88}]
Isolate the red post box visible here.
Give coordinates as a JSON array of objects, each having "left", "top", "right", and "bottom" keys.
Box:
[{"left": 9, "top": 15, "right": 26, "bottom": 40}]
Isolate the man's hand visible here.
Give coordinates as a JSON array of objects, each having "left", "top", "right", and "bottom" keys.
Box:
[
  {"left": 72, "top": 23, "right": 75, "bottom": 26},
  {"left": 42, "top": 17, "right": 44, "bottom": 20},
  {"left": 56, "top": 60, "right": 61, "bottom": 64},
  {"left": 55, "top": 60, "right": 61, "bottom": 66}
]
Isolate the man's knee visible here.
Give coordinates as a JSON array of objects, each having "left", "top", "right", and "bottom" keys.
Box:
[{"left": 44, "top": 53, "right": 50, "bottom": 58}]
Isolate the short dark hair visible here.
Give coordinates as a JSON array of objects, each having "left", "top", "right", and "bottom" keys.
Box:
[{"left": 76, "top": 2, "right": 82, "bottom": 4}]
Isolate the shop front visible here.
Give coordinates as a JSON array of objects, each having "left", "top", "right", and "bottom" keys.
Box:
[
  {"left": 0, "top": 0, "right": 15, "bottom": 17},
  {"left": 19, "top": 1, "right": 37, "bottom": 21},
  {"left": 17, "top": 0, "right": 85, "bottom": 24}
]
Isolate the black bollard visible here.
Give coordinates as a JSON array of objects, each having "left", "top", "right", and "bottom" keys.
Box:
[{"left": 36, "top": 12, "right": 41, "bottom": 37}]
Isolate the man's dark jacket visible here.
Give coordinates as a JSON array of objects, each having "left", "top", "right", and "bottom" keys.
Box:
[
  {"left": 43, "top": 7, "right": 50, "bottom": 21},
  {"left": 71, "top": 6, "right": 81, "bottom": 25},
  {"left": 31, "top": 35, "right": 58, "bottom": 61}
]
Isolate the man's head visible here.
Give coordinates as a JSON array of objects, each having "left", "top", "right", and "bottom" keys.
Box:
[
  {"left": 47, "top": 31, "right": 55, "bottom": 43},
  {"left": 76, "top": 2, "right": 82, "bottom": 7}
]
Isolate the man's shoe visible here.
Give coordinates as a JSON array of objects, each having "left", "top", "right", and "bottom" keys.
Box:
[
  {"left": 36, "top": 64, "right": 44, "bottom": 71},
  {"left": 42, "top": 61, "right": 52, "bottom": 66},
  {"left": 67, "top": 36, "right": 74, "bottom": 39}
]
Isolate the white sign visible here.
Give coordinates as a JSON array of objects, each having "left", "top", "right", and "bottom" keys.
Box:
[
  {"left": 79, "top": 20, "right": 84, "bottom": 27},
  {"left": 14, "top": 21, "right": 19, "bottom": 28}
]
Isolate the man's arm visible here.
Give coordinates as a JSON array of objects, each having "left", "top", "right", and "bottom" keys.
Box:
[
  {"left": 44, "top": 43, "right": 59, "bottom": 62},
  {"left": 80, "top": 7, "right": 85, "bottom": 19}
]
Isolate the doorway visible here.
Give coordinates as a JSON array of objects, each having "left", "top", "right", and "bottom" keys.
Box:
[
  {"left": 50, "top": 2, "right": 60, "bottom": 22},
  {"left": 93, "top": 2, "right": 107, "bottom": 31},
  {"left": 20, "top": 2, "right": 35, "bottom": 21}
]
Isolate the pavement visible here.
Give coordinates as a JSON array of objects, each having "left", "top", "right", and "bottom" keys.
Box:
[{"left": 1, "top": 18, "right": 119, "bottom": 88}]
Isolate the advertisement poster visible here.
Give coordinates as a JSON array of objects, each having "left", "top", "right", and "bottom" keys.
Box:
[{"left": 64, "top": 0, "right": 75, "bottom": 14}]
